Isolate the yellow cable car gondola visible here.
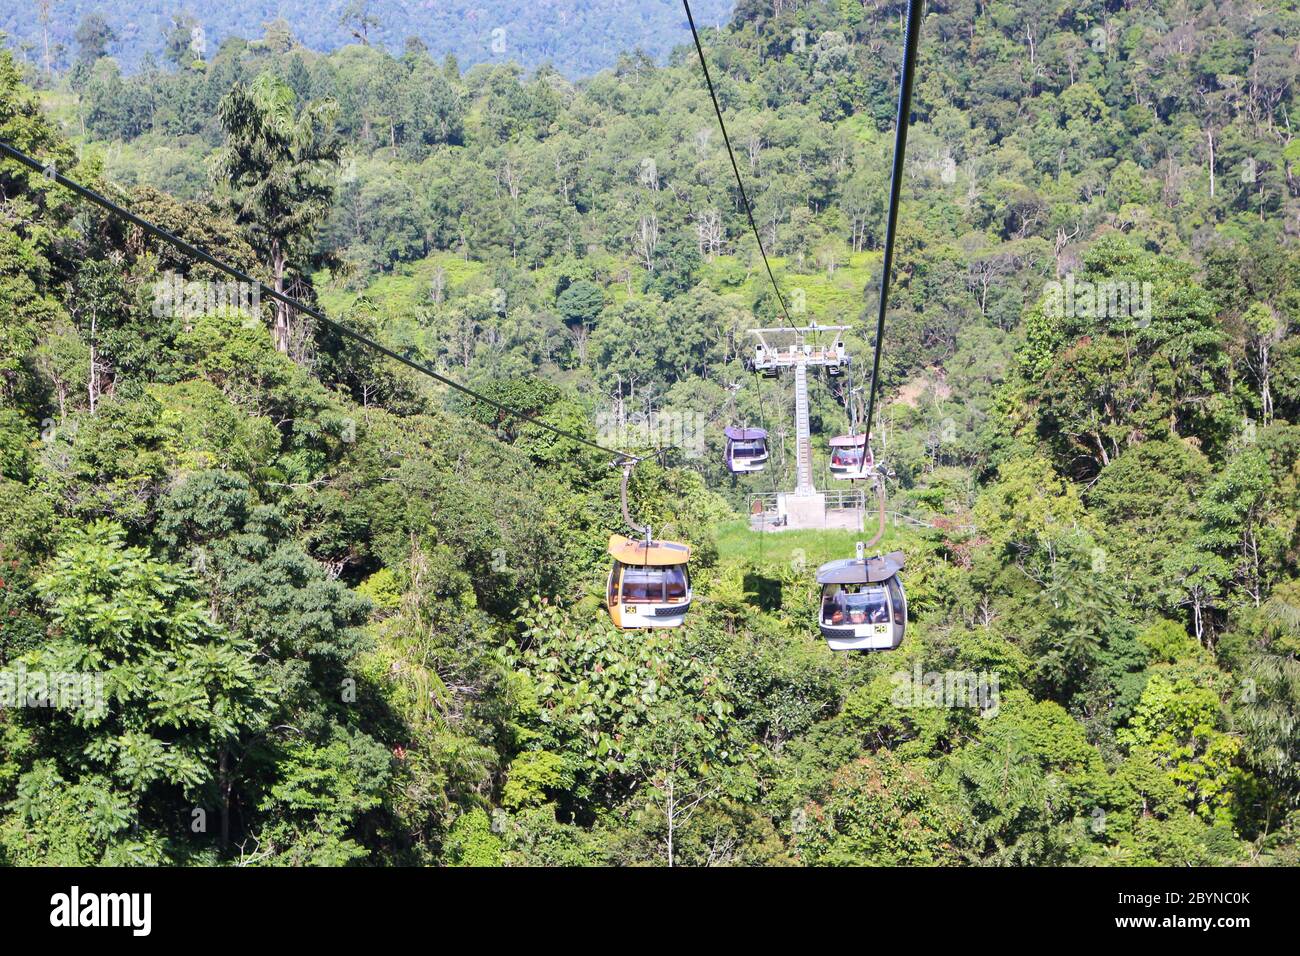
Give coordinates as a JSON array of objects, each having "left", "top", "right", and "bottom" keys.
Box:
[
  {"left": 605, "top": 534, "right": 692, "bottom": 629},
  {"left": 605, "top": 459, "right": 693, "bottom": 629}
]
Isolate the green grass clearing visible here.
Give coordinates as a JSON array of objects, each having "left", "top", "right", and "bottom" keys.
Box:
[{"left": 714, "top": 516, "right": 917, "bottom": 570}]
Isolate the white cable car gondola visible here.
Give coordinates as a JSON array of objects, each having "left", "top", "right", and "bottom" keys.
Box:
[
  {"left": 816, "top": 543, "right": 906, "bottom": 651},
  {"left": 828, "top": 434, "right": 875, "bottom": 480},
  {"left": 724, "top": 426, "right": 769, "bottom": 474}
]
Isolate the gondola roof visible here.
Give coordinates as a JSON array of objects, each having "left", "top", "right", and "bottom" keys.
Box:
[
  {"left": 724, "top": 426, "right": 768, "bottom": 441},
  {"left": 607, "top": 534, "right": 691, "bottom": 566},
  {"left": 815, "top": 549, "right": 905, "bottom": 584},
  {"left": 829, "top": 434, "right": 871, "bottom": 448}
]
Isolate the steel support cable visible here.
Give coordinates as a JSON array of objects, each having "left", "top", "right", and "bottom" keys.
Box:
[
  {"left": 681, "top": 0, "right": 793, "bottom": 324},
  {"left": 862, "top": 475, "right": 888, "bottom": 550},
  {"left": 860, "top": 0, "right": 925, "bottom": 462},
  {"left": 619, "top": 460, "right": 650, "bottom": 539},
  {"left": 751, "top": 367, "right": 780, "bottom": 497},
  {"left": 0, "top": 139, "right": 642, "bottom": 465}
]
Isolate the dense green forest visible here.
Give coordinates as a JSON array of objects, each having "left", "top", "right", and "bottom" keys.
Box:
[
  {"left": 2, "top": 0, "right": 736, "bottom": 78},
  {"left": 1, "top": 0, "right": 1299, "bottom": 867}
]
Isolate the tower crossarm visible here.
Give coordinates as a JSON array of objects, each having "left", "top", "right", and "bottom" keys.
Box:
[{"left": 747, "top": 325, "right": 852, "bottom": 371}]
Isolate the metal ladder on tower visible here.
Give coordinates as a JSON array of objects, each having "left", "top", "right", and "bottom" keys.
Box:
[{"left": 794, "top": 362, "right": 815, "bottom": 495}]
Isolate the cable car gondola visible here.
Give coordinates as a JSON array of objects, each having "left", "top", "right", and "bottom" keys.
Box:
[
  {"left": 724, "top": 425, "right": 769, "bottom": 474},
  {"left": 828, "top": 435, "right": 875, "bottom": 480},
  {"left": 606, "top": 534, "right": 692, "bottom": 629},
  {"left": 605, "top": 460, "right": 693, "bottom": 629},
  {"left": 816, "top": 543, "right": 906, "bottom": 651}
]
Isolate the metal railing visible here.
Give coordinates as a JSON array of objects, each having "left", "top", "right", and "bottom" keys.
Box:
[
  {"left": 825, "top": 489, "right": 867, "bottom": 510},
  {"left": 744, "top": 498, "right": 977, "bottom": 534},
  {"left": 885, "top": 510, "right": 979, "bottom": 533},
  {"left": 747, "top": 488, "right": 867, "bottom": 523}
]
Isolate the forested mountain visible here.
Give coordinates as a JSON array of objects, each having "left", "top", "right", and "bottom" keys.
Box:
[
  {"left": 1, "top": 0, "right": 1299, "bottom": 867},
  {"left": 1, "top": 0, "right": 736, "bottom": 78}
]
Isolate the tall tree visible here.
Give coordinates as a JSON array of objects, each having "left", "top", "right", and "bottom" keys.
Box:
[
  {"left": 72, "top": 13, "right": 115, "bottom": 65},
  {"left": 217, "top": 74, "right": 339, "bottom": 354}
]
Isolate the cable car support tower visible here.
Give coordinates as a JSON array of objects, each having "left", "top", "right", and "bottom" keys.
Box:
[{"left": 747, "top": 324, "right": 864, "bottom": 532}]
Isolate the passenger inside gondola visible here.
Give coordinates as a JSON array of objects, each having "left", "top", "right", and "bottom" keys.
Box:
[
  {"left": 831, "top": 444, "right": 865, "bottom": 470},
  {"left": 822, "top": 584, "right": 890, "bottom": 626}
]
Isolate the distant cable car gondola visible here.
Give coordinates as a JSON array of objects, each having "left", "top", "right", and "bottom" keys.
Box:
[
  {"left": 606, "top": 534, "right": 692, "bottom": 629},
  {"left": 816, "top": 543, "right": 906, "bottom": 651},
  {"left": 724, "top": 426, "right": 769, "bottom": 474},
  {"left": 828, "top": 434, "right": 874, "bottom": 480}
]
